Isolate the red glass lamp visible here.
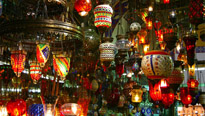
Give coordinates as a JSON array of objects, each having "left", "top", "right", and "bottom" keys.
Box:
[
  {"left": 187, "top": 78, "right": 199, "bottom": 88},
  {"left": 163, "top": 0, "right": 170, "bottom": 4},
  {"left": 137, "top": 29, "right": 147, "bottom": 44},
  {"left": 6, "top": 99, "right": 26, "bottom": 116},
  {"left": 149, "top": 81, "right": 162, "bottom": 102},
  {"left": 162, "top": 90, "right": 175, "bottom": 109},
  {"left": 74, "top": 0, "right": 92, "bottom": 16},
  {"left": 11, "top": 50, "right": 27, "bottom": 77},
  {"left": 61, "top": 103, "right": 81, "bottom": 116},
  {"left": 180, "top": 87, "right": 192, "bottom": 107},
  {"left": 145, "top": 16, "right": 152, "bottom": 30},
  {"left": 30, "top": 61, "right": 42, "bottom": 84}
]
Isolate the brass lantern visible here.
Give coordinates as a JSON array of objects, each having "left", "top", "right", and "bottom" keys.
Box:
[{"left": 131, "top": 85, "right": 143, "bottom": 103}]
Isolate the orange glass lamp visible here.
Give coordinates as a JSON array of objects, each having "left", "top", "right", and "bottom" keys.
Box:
[
  {"left": 149, "top": 81, "right": 162, "bottom": 102},
  {"left": 137, "top": 29, "right": 147, "bottom": 44},
  {"left": 36, "top": 43, "right": 50, "bottom": 67},
  {"left": 6, "top": 99, "right": 27, "bottom": 116},
  {"left": 11, "top": 50, "right": 27, "bottom": 77},
  {"left": 74, "top": 0, "right": 92, "bottom": 16},
  {"left": 160, "top": 42, "right": 166, "bottom": 50},
  {"left": 145, "top": 16, "right": 152, "bottom": 30},
  {"left": 131, "top": 85, "right": 143, "bottom": 103},
  {"left": 143, "top": 44, "right": 150, "bottom": 54},
  {"left": 61, "top": 103, "right": 81, "bottom": 116},
  {"left": 188, "top": 64, "right": 195, "bottom": 77}
]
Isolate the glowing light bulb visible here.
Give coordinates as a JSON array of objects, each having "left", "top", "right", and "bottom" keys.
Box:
[
  {"left": 45, "top": 110, "right": 53, "bottom": 116},
  {"left": 71, "top": 104, "right": 77, "bottom": 114},
  {"left": 176, "top": 44, "right": 181, "bottom": 52},
  {"left": 134, "top": 95, "right": 139, "bottom": 101},
  {"left": 148, "top": 6, "right": 153, "bottom": 12}
]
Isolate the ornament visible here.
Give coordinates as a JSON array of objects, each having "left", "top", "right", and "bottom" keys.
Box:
[
  {"left": 188, "top": 64, "right": 195, "bottom": 77},
  {"left": 116, "top": 64, "right": 124, "bottom": 78},
  {"left": 107, "top": 87, "right": 120, "bottom": 107},
  {"left": 53, "top": 53, "right": 70, "bottom": 80},
  {"left": 11, "top": 77, "right": 21, "bottom": 88},
  {"left": 6, "top": 99, "right": 27, "bottom": 116},
  {"left": 0, "top": 106, "right": 8, "bottom": 116},
  {"left": 11, "top": 50, "right": 27, "bottom": 77},
  {"left": 143, "top": 44, "right": 149, "bottom": 54},
  {"left": 36, "top": 43, "right": 50, "bottom": 67},
  {"left": 162, "top": 90, "right": 174, "bottom": 109},
  {"left": 137, "top": 29, "right": 147, "bottom": 44},
  {"left": 130, "top": 22, "right": 141, "bottom": 34},
  {"left": 163, "top": 26, "right": 178, "bottom": 51},
  {"left": 163, "top": 0, "right": 170, "bottom": 4},
  {"left": 116, "top": 34, "right": 130, "bottom": 60},
  {"left": 74, "top": 0, "right": 92, "bottom": 16},
  {"left": 141, "top": 50, "right": 174, "bottom": 80},
  {"left": 91, "top": 79, "right": 99, "bottom": 92},
  {"left": 94, "top": 4, "right": 113, "bottom": 33},
  {"left": 30, "top": 61, "right": 42, "bottom": 84},
  {"left": 187, "top": 78, "right": 199, "bottom": 88},
  {"left": 61, "top": 103, "right": 81, "bottom": 116},
  {"left": 188, "top": 0, "right": 203, "bottom": 25},
  {"left": 180, "top": 87, "right": 192, "bottom": 107},
  {"left": 27, "top": 104, "right": 44, "bottom": 116},
  {"left": 145, "top": 16, "right": 152, "bottom": 30}
]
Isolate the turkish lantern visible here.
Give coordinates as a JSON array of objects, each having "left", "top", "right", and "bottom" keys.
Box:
[
  {"left": 78, "top": 96, "right": 90, "bottom": 116},
  {"left": 94, "top": 4, "right": 113, "bottom": 33},
  {"left": 11, "top": 50, "right": 27, "bottom": 77},
  {"left": 187, "top": 78, "right": 199, "bottom": 88},
  {"left": 30, "top": 61, "right": 42, "bottom": 84},
  {"left": 36, "top": 43, "right": 50, "bottom": 67},
  {"left": 131, "top": 85, "right": 143, "bottom": 103},
  {"left": 0, "top": 106, "right": 8, "bottom": 116},
  {"left": 188, "top": 64, "right": 195, "bottom": 77},
  {"left": 141, "top": 50, "right": 174, "bottom": 80},
  {"left": 180, "top": 87, "right": 192, "bottom": 107},
  {"left": 61, "top": 103, "right": 81, "bottom": 116},
  {"left": 143, "top": 44, "right": 149, "bottom": 54},
  {"left": 188, "top": 0, "right": 203, "bottom": 25},
  {"left": 74, "top": 0, "right": 92, "bottom": 16},
  {"left": 137, "top": 29, "right": 147, "bottom": 44},
  {"left": 149, "top": 80, "right": 162, "bottom": 102},
  {"left": 6, "top": 99, "right": 26, "bottom": 116},
  {"left": 183, "top": 35, "right": 197, "bottom": 66},
  {"left": 162, "top": 89, "right": 175, "bottom": 109},
  {"left": 116, "top": 64, "right": 124, "bottom": 78},
  {"left": 53, "top": 54, "right": 70, "bottom": 80}
]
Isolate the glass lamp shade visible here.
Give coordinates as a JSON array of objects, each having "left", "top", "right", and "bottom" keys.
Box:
[
  {"left": 188, "top": 64, "right": 195, "bottom": 77},
  {"left": 183, "top": 35, "right": 197, "bottom": 66},
  {"left": 137, "top": 29, "right": 147, "bottom": 44},
  {"left": 162, "top": 91, "right": 175, "bottom": 109},
  {"left": 188, "top": 0, "right": 203, "bottom": 25},
  {"left": 84, "top": 27, "right": 100, "bottom": 51},
  {"left": 180, "top": 87, "right": 192, "bottom": 106},
  {"left": 116, "top": 35, "right": 130, "bottom": 51},
  {"left": 11, "top": 50, "right": 27, "bottom": 77},
  {"left": 0, "top": 106, "right": 8, "bottom": 116},
  {"left": 36, "top": 43, "right": 50, "bottom": 67},
  {"left": 6, "top": 99, "right": 26, "bottom": 116},
  {"left": 141, "top": 50, "right": 174, "bottom": 80},
  {"left": 53, "top": 54, "right": 70, "bottom": 80},
  {"left": 94, "top": 4, "right": 113, "bottom": 31},
  {"left": 143, "top": 44, "right": 149, "bottom": 54},
  {"left": 145, "top": 16, "right": 152, "bottom": 30},
  {"left": 163, "top": 0, "right": 170, "bottom": 4},
  {"left": 61, "top": 103, "right": 81, "bottom": 116},
  {"left": 149, "top": 81, "right": 162, "bottom": 102},
  {"left": 131, "top": 86, "right": 143, "bottom": 103},
  {"left": 30, "top": 61, "right": 42, "bottom": 84},
  {"left": 187, "top": 78, "right": 199, "bottom": 88},
  {"left": 74, "top": 0, "right": 92, "bottom": 16}
]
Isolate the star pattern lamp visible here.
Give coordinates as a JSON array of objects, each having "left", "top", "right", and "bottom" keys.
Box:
[
  {"left": 30, "top": 61, "right": 42, "bottom": 84},
  {"left": 36, "top": 43, "right": 50, "bottom": 67}
]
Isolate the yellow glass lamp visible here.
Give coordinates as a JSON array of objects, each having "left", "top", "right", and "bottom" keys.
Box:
[
  {"left": 188, "top": 64, "right": 195, "bottom": 77},
  {"left": 143, "top": 44, "right": 150, "bottom": 54},
  {"left": 131, "top": 85, "right": 143, "bottom": 103}
]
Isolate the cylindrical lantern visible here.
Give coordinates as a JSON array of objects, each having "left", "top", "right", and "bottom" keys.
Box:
[
  {"left": 137, "top": 29, "right": 147, "bottom": 44},
  {"left": 131, "top": 85, "right": 143, "bottom": 103},
  {"left": 99, "top": 37, "right": 115, "bottom": 70},
  {"left": 94, "top": 4, "right": 113, "bottom": 33},
  {"left": 61, "top": 103, "right": 81, "bottom": 116},
  {"left": 11, "top": 50, "right": 27, "bottom": 77},
  {"left": 30, "top": 61, "right": 42, "bottom": 84},
  {"left": 6, "top": 99, "right": 26, "bottom": 116},
  {"left": 53, "top": 53, "right": 70, "bottom": 80},
  {"left": 180, "top": 87, "right": 192, "bottom": 107},
  {"left": 74, "top": 0, "right": 92, "bottom": 16},
  {"left": 141, "top": 50, "right": 174, "bottom": 80},
  {"left": 36, "top": 43, "right": 50, "bottom": 67},
  {"left": 183, "top": 35, "right": 197, "bottom": 66}
]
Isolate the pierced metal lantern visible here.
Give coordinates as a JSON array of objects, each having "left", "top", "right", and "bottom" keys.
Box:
[
  {"left": 94, "top": 4, "right": 113, "bottom": 33},
  {"left": 131, "top": 85, "right": 143, "bottom": 103},
  {"left": 74, "top": 0, "right": 92, "bottom": 16},
  {"left": 36, "top": 43, "right": 50, "bottom": 67},
  {"left": 11, "top": 50, "right": 27, "bottom": 77},
  {"left": 130, "top": 22, "right": 141, "bottom": 34}
]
